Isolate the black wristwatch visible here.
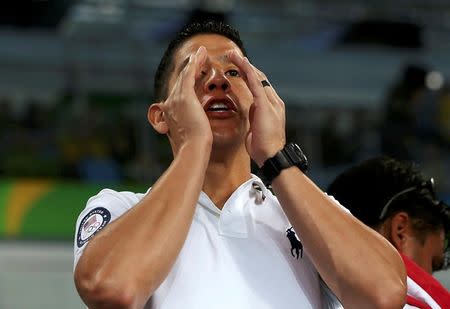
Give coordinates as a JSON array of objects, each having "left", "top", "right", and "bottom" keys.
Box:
[{"left": 260, "top": 143, "right": 308, "bottom": 185}]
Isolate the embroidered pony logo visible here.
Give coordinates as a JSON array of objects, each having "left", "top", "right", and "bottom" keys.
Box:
[{"left": 286, "top": 227, "right": 303, "bottom": 259}]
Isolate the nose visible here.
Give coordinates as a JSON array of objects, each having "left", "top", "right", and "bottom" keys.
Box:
[{"left": 203, "top": 67, "right": 231, "bottom": 93}]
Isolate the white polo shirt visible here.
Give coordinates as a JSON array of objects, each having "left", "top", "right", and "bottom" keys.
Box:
[{"left": 74, "top": 175, "right": 344, "bottom": 308}]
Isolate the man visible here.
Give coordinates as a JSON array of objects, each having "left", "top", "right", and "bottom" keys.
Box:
[
  {"left": 328, "top": 156, "right": 450, "bottom": 308},
  {"left": 73, "top": 21, "right": 406, "bottom": 308}
]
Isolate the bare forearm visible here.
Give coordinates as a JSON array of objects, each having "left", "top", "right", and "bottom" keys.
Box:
[
  {"left": 75, "top": 140, "right": 211, "bottom": 308},
  {"left": 271, "top": 167, "right": 407, "bottom": 309}
]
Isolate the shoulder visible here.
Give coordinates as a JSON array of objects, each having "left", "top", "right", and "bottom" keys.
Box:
[
  {"left": 76, "top": 188, "right": 149, "bottom": 230},
  {"left": 73, "top": 188, "right": 149, "bottom": 267},
  {"left": 85, "top": 188, "right": 147, "bottom": 211}
]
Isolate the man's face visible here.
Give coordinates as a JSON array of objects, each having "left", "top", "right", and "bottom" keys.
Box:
[
  {"left": 405, "top": 228, "right": 445, "bottom": 273},
  {"left": 166, "top": 34, "right": 253, "bottom": 146}
]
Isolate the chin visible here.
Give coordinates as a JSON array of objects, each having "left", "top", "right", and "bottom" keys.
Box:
[
  {"left": 209, "top": 119, "right": 249, "bottom": 147},
  {"left": 211, "top": 130, "right": 243, "bottom": 148}
]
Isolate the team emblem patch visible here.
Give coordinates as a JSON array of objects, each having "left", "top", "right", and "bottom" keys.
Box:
[{"left": 77, "top": 207, "right": 111, "bottom": 248}]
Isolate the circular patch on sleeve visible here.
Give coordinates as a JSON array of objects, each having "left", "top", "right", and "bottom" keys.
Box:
[{"left": 77, "top": 207, "right": 111, "bottom": 248}]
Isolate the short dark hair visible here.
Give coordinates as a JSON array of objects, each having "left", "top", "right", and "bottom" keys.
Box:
[
  {"left": 153, "top": 20, "right": 247, "bottom": 102},
  {"left": 327, "top": 156, "right": 450, "bottom": 243}
]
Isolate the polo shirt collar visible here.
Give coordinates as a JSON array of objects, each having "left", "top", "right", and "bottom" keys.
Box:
[{"left": 198, "top": 174, "right": 268, "bottom": 238}]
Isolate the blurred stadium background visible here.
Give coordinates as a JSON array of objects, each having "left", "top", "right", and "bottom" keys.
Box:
[{"left": 0, "top": 0, "right": 449, "bottom": 308}]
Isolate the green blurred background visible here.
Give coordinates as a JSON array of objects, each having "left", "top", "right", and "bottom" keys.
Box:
[{"left": 0, "top": 179, "right": 146, "bottom": 240}]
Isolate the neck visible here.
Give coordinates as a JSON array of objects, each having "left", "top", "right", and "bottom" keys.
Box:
[{"left": 203, "top": 145, "right": 252, "bottom": 209}]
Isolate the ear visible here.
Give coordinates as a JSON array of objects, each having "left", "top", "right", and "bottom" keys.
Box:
[
  {"left": 388, "top": 212, "right": 412, "bottom": 253},
  {"left": 148, "top": 103, "right": 169, "bottom": 134}
]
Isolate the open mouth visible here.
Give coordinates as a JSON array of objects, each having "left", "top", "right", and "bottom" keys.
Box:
[
  {"left": 204, "top": 98, "right": 237, "bottom": 114},
  {"left": 207, "top": 102, "right": 232, "bottom": 112}
]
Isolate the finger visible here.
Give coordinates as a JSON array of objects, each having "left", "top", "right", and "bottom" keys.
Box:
[
  {"left": 249, "top": 64, "right": 279, "bottom": 104},
  {"left": 249, "top": 63, "right": 284, "bottom": 108},
  {"left": 228, "top": 50, "right": 266, "bottom": 101},
  {"left": 168, "top": 46, "right": 206, "bottom": 104},
  {"left": 249, "top": 62, "right": 267, "bottom": 81},
  {"left": 182, "top": 46, "right": 207, "bottom": 90},
  {"left": 166, "top": 56, "right": 191, "bottom": 101}
]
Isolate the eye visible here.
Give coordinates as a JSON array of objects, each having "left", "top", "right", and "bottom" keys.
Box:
[{"left": 226, "top": 69, "right": 240, "bottom": 77}]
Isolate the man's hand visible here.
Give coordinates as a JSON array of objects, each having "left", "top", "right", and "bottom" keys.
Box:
[
  {"left": 151, "top": 46, "right": 213, "bottom": 153},
  {"left": 228, "top": 50, "right": 286, "bottom": 166}
]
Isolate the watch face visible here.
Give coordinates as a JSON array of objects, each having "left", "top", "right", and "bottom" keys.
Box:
[
  {"left": 287, "top": 143, "right": 308, "bottom": 172},
  {"left": 292, "top": 143, "right": 302, "bottom": 155}
]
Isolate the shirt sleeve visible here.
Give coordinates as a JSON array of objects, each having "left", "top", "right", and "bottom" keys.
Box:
[{"left": 73, "top": 188, "right": 144, "bottom": 270}]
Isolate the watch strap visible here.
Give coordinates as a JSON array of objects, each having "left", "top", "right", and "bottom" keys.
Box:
[{"left": 260, "top": 143, "right": 308, "bottom": 185}]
